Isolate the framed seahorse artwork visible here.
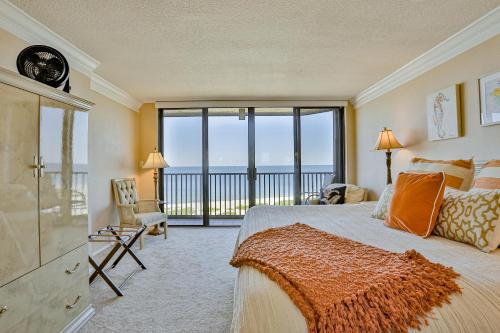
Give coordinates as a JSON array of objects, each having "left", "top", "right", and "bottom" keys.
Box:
[
  {"left": 426, "top": 85, "right": 461, "bottom": 141},
  {"left": 479, "top": 71, "right": 500, "bottom": 126}
]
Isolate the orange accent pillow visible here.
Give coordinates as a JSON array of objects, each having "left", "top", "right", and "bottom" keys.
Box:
[{"left": 385, "top": 172, "right": 446, "bottom": 237}]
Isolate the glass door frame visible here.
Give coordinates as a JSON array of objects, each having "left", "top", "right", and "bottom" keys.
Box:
[
  {"left": 247, "top": 108, "right": 256, "bottom": 209},
  {"left": 158, "top": 106, "right": 345, "bottom": 226}
]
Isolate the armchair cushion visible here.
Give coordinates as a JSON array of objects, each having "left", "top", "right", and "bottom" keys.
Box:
[{"left": 135, "top": 212, "right": 167, "bottom": 227}]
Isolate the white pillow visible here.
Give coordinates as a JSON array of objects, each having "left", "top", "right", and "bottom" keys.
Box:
[{"left": 371, "top": 184, "right": 394, "bottom": 220}]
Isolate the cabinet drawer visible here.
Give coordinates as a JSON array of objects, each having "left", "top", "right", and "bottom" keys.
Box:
[
  {"left": 38, "top": 245, "right": 90, "bottom": 332},
  {"left": 0, "top": 271, "right": 45, "bottom": 333},
  {"left": 37, "top": 244, "right": 88, "bottom": 292},
  {"left": 40, "top": 269, "right": 90, "bottom": 333},
  {"left": 0, "top": 245, "right": 90, "bottom": 333}
]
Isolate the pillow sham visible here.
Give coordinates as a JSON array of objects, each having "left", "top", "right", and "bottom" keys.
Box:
[
  {"left": 371, "top": 184, "right": 394, "bottom": 220},
  {"left": 434, "top": 188, "right": 500, "bottom": 252},
  {"left": 473, "top": 160, "right": 500, "bottom": 190},
  {"left": 407, "top": 157, "right": 474, "bottom": 191},
  {"left": 385, "top": 172, "right": 446, "bottom": 237},
  {"left": 320, "top": 185, "right": 346, "bottom": 205}
]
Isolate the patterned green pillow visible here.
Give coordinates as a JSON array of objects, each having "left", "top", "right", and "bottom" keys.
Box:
[
  {"left": 434, "top": 188, "right": 500, "bottom": 252},
  {"left": 371, "top": 184, "right": 394, "bottom": 220}
]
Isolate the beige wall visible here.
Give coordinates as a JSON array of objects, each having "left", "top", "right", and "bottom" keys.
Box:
[
  {"left": 86, "top": 91, "right": 139, "bottom": 241},
  {"left": 345, "top": 102, "right": 357, "bottom": 184},
  {"left": 355, "top": 35, "right": 500, "bottom": 200},
  {"left": 0, "top": 28, "right": 140, "bottom": 249},
  {"left": 137, "top": 103, "right": 158, "bottom": 199}
]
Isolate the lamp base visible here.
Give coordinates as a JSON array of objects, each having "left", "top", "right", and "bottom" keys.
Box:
[{"left": 386, "top": 150, "right": 393, "bottom": 185}]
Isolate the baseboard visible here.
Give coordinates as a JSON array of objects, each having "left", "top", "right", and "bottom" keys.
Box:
[{"left": 61, "top": 305, "right": 96, "bottom": 333}]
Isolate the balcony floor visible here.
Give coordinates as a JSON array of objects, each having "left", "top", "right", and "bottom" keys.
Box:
[{"left": 169, "top": 218, "right": 242, "bottom": 226}]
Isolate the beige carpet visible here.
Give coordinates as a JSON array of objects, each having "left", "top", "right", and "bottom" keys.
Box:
[{"left": 81, "top": 227, "right": 239, "bottom": 333}]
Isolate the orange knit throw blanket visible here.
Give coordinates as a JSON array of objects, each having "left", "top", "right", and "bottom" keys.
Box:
[{"left": 230, "top": 223, "right": 461, "bottom": 333}]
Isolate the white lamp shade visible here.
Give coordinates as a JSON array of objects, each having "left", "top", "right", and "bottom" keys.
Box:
[
  {"left": 143, "top": 151, "right": 169, "bottom": 169},
  {"left": 373, "top": 127, "right": 403, "bottom": 151}
]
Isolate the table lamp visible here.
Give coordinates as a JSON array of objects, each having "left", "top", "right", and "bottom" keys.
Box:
[
  {"left": 374, "top": 127, "right": 403, "bottom": 185},
  {"left": 143, "top": 148, "right": 169, "bottom": 200}
]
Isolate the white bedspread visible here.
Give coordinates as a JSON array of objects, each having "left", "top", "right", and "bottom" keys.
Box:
[{"left": 231, "top": 203, "right": 500, "bottom": 333}]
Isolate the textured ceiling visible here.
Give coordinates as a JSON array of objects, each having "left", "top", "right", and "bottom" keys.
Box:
[{"left": 10, "top": 0, "right": 500, "bottom": 102}]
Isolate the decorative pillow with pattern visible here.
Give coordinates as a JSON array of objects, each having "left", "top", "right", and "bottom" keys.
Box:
[
  {"left": 371, "top": 184, "right": 394, "bottom": 220},
  {"left": 407, "top": 157, "right": 474, "bottom": 190},
  {"left": 320, "top": 185, "right": 346, "bottom": 205},
  {"left": 434, "top": 188, "right": 500, "bottom": 253}
]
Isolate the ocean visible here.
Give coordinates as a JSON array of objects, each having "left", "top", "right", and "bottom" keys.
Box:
[{"left": 165, "top": 165, "right": 333, "bottom": 174}]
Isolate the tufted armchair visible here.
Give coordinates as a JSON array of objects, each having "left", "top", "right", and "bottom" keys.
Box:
[{"left": 111, "top": 178, "right": 167, "bottom": 249}]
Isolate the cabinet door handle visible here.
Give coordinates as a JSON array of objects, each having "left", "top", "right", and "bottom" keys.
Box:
[
  {"left": 0, "top": 305, "right": 7, "bottom": 315},
  {"left": 39, "top": 156, "right": 46, "bottom": 178},
  {"left": 65, "top": 262, "right": 81, "bottom": 275},
  {"left": 32, "top": 154, "right": 38, "bottom": 178},
  {"left": 65, "top": 295, "right": 81, "bottom": 310}
]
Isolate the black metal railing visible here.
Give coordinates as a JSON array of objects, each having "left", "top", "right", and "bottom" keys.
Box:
[{"left": 163, "top": 171, "right": 333, "bottom": 217}]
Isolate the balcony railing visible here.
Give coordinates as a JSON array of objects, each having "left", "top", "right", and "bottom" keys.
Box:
[
  {"left": 163, "top": 171, "right": 333, "bottom": 218},
  {"left": 45, "top": 171, "right": 88, "bottom": 216}
]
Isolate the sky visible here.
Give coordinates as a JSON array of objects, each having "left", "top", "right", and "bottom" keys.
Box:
[{"left": 163, "top": 110, "right": 334, "bottom": 167}]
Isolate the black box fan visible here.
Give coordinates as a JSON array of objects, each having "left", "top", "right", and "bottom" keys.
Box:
[{"left": 16, "top": 45, "right": 71, "bottom": 93}]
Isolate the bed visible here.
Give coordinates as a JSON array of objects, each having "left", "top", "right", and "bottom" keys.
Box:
[{"left": 231, "top": 202, "right": 500, "bottom": 333}]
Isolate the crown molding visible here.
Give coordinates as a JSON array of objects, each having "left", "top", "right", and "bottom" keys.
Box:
[
  {"left": 155, "top": 100, "right": 348, "bottom": 109},
  {"left": 0, "top": 0, "right": 99, "bottom": 76},
  {"left": 91, "top": 74, "right": 142, "bottom": 111},
  {"left": 352, "top": 6, "right": 500, "bottom": 108}
]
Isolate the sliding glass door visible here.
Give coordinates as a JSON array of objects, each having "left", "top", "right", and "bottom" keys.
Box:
[
  {"left": 159, "top": 106, "right": 344, "bottom": 226},
  {"left": 299, "top": 108, "right": 336, "bottom": 202},
  {"left": 162, "top": 109, "right": 204, "bottom": 226},
  {"left": 253, "top": 108, "right": 294, "bottom": 207},
  {"left": 208, "top": 108, "right": 248, "bottom": 225}
]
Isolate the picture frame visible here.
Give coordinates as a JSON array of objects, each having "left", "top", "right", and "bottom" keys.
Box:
[
  {"left": 426, "top": 84, "right": 461, "bottom": 141},
  {"left": 479, "top": 71, "right": 500, "bottom": 126}
]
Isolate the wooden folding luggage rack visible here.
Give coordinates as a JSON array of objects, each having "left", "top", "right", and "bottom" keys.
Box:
[{"left": 88, "top": 225, "right": 147, "bottom": 296}]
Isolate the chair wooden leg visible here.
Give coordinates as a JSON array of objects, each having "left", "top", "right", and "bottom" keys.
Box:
[
  {"left": 140, "top": 233, "right": 145, "bottom": 250},
  {"left": 164, "top": 222, "right": 168, "bottom": 239}
]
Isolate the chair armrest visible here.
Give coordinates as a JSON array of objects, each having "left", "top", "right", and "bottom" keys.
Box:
[
  {"left": 116, "top": 204, "right": 137, "bottom": 225},
  {"left": 136, "top": 200, "right": 161, "bottom": 213}
]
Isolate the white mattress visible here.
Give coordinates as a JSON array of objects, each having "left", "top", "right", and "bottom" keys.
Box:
[{"left": 231, "top": 202, "right": 500, "bottom": 333}]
